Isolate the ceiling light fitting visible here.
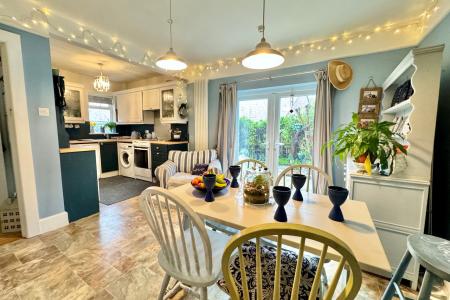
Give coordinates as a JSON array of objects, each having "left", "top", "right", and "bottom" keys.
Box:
[
  {"left": 242, "top": 0, "right": 285, "bottom": 70},
  {"left": 156, "top": 0, "right": 187, "bottom": 71},
  {"left": 93, "top": 63, "right": 110, "bottom": 92}
]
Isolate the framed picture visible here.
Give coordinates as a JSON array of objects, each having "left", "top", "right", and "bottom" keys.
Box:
[
  {"left": 358, "top": 99, "right": 380, "bottom": 116},
  {"left": 64, "top": 82, "right": 85, "bottom": 124},
  {"left": 360, "top": 87, "right": 382, "bottom": 101}
]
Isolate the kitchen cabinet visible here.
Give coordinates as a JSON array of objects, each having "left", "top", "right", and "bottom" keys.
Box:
[
  {"left": 160, "top": 88, "right": 188, "bottom": 124},
  {"left": 116, "top": 91, "right": 143, "bottom": 124},
  {"left": 143, "top": 88, "right": 160, "bottom": 110},
  {"left": 151, "top": 142, "right": 188, "bottom": 176},
  {"left": 60, "top": 150, "right": 99, "bottom": 222},
  {"left": 100, "top": 142, "right": 118, "bottom": 173}
]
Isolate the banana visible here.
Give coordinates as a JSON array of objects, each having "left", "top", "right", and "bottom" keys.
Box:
[{"left": 215, "top": 182, "right": 227, "bottom": 188}]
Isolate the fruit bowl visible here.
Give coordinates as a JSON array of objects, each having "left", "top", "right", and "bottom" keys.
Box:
[{"left": 191, "top": 178, "right": 230, "bottom": 193}]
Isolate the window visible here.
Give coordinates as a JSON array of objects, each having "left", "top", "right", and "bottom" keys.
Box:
[
  {"left": 88, "top": 95, "right": 115, "bottom": 133},
  {"left": 237, "top": 83, "right": 316, "bottom": 176}
]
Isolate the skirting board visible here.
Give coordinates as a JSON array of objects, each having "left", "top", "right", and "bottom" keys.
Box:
[
  {"left": 39, "top": 211, "right": 69, "bottom": 234},
  {"left": 100, "top": 171, "right": 119, "bottom": 178}
]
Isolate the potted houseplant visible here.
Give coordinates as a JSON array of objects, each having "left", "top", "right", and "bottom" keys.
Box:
[
  {"left": 322, "top": 113, "right": 407, "bottom": 175},
  {"left": 104, "top": 121, "right": 117, "bottom": 134}
]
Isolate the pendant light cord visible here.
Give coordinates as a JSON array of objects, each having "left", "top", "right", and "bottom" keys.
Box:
[
  {"left": 168, "top": 0, "right": 173, "bottom": 50},
  {"left": 262, "top": 0, "right": 265, "bottom": 39}
]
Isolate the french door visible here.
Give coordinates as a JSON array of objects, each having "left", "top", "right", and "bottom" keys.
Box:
[{"left": 237, "top": 86, "right": 316, "bottom": 176}]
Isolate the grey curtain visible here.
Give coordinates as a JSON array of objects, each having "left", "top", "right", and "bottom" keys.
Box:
[
  {"left": 217, "top": 83, "right": 237, "bottom": 170},
  {"left": 313, "top": 69, "right": 333, "bottom": 193}
]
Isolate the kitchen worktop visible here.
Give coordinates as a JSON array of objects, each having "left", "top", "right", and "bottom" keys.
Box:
[
  {"left": 69, "top": 138, "right": 188, "bottom": 145},
  {"left": 59, "top": 146, "right": 97, "bottom": 154}
]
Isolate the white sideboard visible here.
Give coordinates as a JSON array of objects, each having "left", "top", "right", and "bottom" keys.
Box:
[{"left": 348, "top": 174, "right": 429, "bottom": 290}]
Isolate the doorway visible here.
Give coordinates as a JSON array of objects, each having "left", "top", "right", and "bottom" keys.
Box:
[
  {"left": 236, "top": 83, "right": 316, "bottom": 176},
  {"left": 0, "top": 53, "right": 21, "bottom": 245}
]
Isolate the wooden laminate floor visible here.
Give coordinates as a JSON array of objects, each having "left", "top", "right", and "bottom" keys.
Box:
[
  {"left": 0, "top": 231, "right": 22, "bottom": 246},
  {"left": 0, "top": 197, "right": 447, "bottom": 299}
]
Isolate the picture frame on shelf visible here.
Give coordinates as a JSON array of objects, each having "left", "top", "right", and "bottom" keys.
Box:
[{"left": 64, "top": 82, "right": 85, "bottom": 124}]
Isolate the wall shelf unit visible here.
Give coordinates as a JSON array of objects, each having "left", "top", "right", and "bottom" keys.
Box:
[{"left": 347, "top": 44, "right": 445, "bottom": 290}]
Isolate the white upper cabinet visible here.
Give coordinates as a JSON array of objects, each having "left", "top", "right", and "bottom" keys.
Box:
[
  {"left": 160, "top": 87, "right": 187, "bottom": 124},
  {"left": 116, "top": 91, "right": 144, "bottom": 124},
  {"left": 143, "top": 88, "right": 161, "bottom": 110}
]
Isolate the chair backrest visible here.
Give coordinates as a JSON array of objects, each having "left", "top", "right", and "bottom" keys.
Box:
[
  {"left": 221, "top": 223, "right": 362, "bottom": 300},
  {"left": 228, "top": 159, "right": 268, "bottom": 180},
  {"left": 140, "top": 186, "right": 213, "bottom": 279},
  {"left": 168, "top": 149, "right": 217, "bottom": 173},
  {"left": 274, "top": 164, "right": 331, "bottom": 195}
]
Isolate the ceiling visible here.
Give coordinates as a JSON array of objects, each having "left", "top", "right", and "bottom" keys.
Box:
[
  {"left": 50, "top": 38, "right": 160, "bottom": 82},
  {"left": 3, "top": 0, "right": 449, "bottom": 80},
  {"left": 36, "top": 0, "right": 435, "bottom": 63}
]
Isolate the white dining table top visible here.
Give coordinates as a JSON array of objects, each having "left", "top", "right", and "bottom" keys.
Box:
[{"left": 169, "top": 183, "right": 391, "bottom": 274}]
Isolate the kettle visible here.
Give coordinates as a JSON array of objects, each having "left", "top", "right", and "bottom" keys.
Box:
[{"left": 131, "top": 131, "right": 141, "bottom": 139}]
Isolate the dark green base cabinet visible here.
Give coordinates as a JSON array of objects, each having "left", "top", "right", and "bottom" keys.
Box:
[
  {"left": 100, "top": 142, "right": 118, "bottom": 173},
  {"left": 60, "top": 150, "right": 99, "bottom": 222},
  {"left": 151, "top": 143, "right": 188, "bottom": 176}
]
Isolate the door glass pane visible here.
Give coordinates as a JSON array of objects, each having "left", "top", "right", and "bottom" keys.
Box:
[
  {"left": 161, "top": 89, "right": 174, "bottom": 118},
  {"left": 277, "top": 94, "right": 315, "bottom": 175},
  {"left": 238, "top": 99, "right": 268, "bottom": 163}
]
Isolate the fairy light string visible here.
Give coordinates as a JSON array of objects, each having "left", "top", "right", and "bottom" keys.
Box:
[{"left": 0, "top": 0, "right": 441, "bottom": 79}]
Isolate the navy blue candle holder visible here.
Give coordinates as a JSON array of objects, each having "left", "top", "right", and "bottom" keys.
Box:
[
  {"left": 228, "top": 165, "right": 241, "bottom": 188},
  {"left": 203, "top": 174, "right": 216, "bottom": 202},
  {"left": 272, "top": 186, "right": 291, "bottom": 222},
  {"left": 328, "top": 186, "right": 349, "bottom": 222},
  {"left": 292, "top": 174, "right": 306, "bottom": 201}
]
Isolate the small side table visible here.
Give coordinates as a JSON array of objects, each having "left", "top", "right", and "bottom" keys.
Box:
[{"left": 381, "top": 234, "right": 450, "bottom": 300}]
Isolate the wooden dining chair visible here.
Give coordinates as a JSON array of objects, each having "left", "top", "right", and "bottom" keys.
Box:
[
  {"left": 140, "top": 186, "right": 229, "bottom": 300},
  {"left": 274, "top": 164, "right": 332, "bottom": 195},
  {"left": 220, "top": 223, "right": 362, "bottom": 300},
  {"left": 228, "top": 158, "right": 268, "bottom": 179}
]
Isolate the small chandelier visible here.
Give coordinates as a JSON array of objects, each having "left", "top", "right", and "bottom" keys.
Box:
[
  {"left": 242, "top": 0, "right": 284, "bottom": 70},
  {"left": 93, "top": 63, "right": 110, "bottom": 92},
  {"left": 156, "top": 0, "right": 187, "bottom": 71}
]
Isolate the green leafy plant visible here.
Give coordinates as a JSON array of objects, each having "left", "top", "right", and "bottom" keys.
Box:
[
  {"left": 322, "top": 113, "right": 407, "bottom": 175},
  {"left": 104, "top": 121, "right": 116, "bottom": 130}
]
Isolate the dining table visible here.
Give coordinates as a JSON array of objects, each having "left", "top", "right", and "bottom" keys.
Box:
[{"left": 169, "top": 183, "right": 392, "bottom": 275}]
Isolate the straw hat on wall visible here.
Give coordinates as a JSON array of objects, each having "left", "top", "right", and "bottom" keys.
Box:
[{"left": 328, "top": 60, "right": 353, "bottom": 90}]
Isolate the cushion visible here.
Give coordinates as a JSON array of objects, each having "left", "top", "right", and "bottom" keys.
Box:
[
  {"left": 217, "top": 241, "right": 319, "bottom": 300},
  {"left": 168, "top": 150, "right": 217, "bottom": 173},
  {"left": 167, "top": 172, "right": 197, "bottom": 189},
  {"left": 191, "top": 163, "right": 209, "bottom": 175}
]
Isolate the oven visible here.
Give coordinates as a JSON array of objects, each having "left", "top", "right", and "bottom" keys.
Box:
[{"left": 132, "top": 141, "right": 152, "bottom": 181}]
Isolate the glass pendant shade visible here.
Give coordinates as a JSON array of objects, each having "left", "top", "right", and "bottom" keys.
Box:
[
  {"left": 156, "top": 48, "right": 187, "bottom": 71},
  {"left": 242, "top": 37, "right": 285, "bottom": 70}
]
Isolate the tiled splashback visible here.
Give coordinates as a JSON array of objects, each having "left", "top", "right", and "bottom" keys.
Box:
[{"left": 66, "top": 122, "right": 154, "bottom": 140}]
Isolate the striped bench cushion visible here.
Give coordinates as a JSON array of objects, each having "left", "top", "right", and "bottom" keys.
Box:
[{"left": 168, "top": 150, "right": 217, "bottom": 174}]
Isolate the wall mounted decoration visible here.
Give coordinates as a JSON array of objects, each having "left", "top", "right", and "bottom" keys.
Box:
[
  {"left": 64, "top": 82, "right": 85, "bottom": 124},
  {"left": 358, "top": 79, "right": 382, "bottom": 127}
]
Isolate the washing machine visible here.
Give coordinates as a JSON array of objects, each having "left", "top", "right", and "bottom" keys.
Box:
[{"left": 118, "top": 143, "right": 134, "bottom": 178}]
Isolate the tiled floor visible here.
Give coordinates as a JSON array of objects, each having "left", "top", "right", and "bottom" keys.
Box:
[{"left": 0, "top": 197, "right": 447, "bottom": 299}]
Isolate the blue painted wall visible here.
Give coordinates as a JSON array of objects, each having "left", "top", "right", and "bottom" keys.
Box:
[
  {"left": 0, "top": 24, "right": 65, "bottom": 218},
  {"left": 418, "top": 13, "right": 450, "bottom": 238},
  {"left": 208, "top": 48, "right": 410, "bottom": 185}
]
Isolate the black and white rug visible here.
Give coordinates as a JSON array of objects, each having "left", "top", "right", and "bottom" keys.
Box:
[{"left": 99, "top": 176, "right": 154, "bottom": 205}]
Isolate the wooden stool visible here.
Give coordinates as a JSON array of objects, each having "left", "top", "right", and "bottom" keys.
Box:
[{"left": 381, "top": 234, "right": 450, "bottom": 300}]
